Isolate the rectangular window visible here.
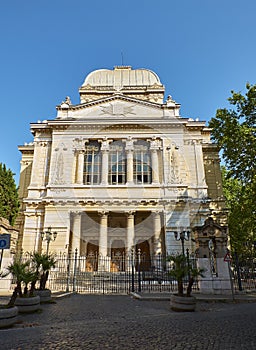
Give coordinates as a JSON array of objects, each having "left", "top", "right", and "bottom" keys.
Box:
[
  {"left": 108, "top": 142, "right": 126, "bottom": 184},
  {"left": 83, "top": 143, "right": 101, "bottom": 185},
  {"left": 133, "top": 142, "right": 152, "bottom": 184}
]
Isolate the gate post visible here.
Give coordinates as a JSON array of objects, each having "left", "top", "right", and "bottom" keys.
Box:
[{"left": 73, "top": 248, "right": 78, "bottom": 292}]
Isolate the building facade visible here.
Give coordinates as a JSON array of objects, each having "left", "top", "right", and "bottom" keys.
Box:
[{"left": 16, "top": 66, "right": 227, "bottom": 272}]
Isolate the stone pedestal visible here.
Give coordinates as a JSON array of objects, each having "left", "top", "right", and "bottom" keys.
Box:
[
  {"left": 193, "top": 217, "right": 232, "bottom": 295},
  {"left": 198, "top": 258, "right": 232, "bottom": 295}
]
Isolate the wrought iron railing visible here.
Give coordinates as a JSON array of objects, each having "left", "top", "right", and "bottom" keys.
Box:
[{"left": 44, "top": 251, "right": 200, "bottom": 294}]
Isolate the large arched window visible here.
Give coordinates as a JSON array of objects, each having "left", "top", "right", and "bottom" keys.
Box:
[
  {"left": 83, "top": 141, "right": 101, "bottom": 184},
  {"left": 109, "top": 141, "right": 126, "bottom": 184},
  {"left": 133, "top": 140, "right": 152, "bottom": 184}
]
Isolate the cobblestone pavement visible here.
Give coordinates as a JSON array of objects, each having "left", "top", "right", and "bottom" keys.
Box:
[{"left": 0, "top": 294, "right": 256, "bottom": 350}]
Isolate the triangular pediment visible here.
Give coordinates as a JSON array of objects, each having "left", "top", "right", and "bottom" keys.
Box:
[{"left": 56, "top": 95, "right": 179, "bottom": 120}]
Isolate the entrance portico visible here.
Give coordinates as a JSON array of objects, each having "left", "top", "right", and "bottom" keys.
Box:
[{"left": 69, "top": 210, "right": 163, "bottom": 271}]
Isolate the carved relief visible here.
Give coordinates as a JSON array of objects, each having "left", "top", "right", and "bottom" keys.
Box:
[
  {"left": 53, "top": 153, "right": 64, "bottom": 184},
  {"left": 100, "top": 103, "right": 135, "bottom": 116},
  {"left": 53, "top": 143, "right": 67, "bottom": 184},
  {"left": 168, "top": 144, "right": 180, "bottom": 184}
]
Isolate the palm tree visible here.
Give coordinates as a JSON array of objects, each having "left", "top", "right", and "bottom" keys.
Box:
[
  {"left": 6, "top": 260, "right": 37, "bottom": 307},
  {"left": 168, "top": 254, "right": 204, "bottom": 297},
  {"left": 31, "top": 253, "right": 56, "bottom": 290}
]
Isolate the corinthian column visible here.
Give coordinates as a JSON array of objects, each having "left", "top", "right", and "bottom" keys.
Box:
[
  {"left": 72, "top": 212, "right": 82, "bottom": 254},
  {"left": 149, "top": 138, "right": 160, "bottom": 184},
  {"left": 98, "top": 211, "right": 110, "bottom": 272},
  {"left": 101, "top": 150, "right": 109, "bottom": 185},
  {"left": 126, "top": 150, "right": 134, "bottom": 184},
  {"left": 153, "top": 211, "right": 162, "bottom": 256},
  {"left": 151, "top": 149, "right": 159, "bottom": 184},
  {"left": 98, "top": 211, "right": 109, "bottom": 257},
  {"left": 76, "top": 150, "right": 84, "bottom": 184},
  {"left": 125, "top": 137, "right": 134, "bottom": 184},
  {"left": 99, "top": 138, "right": 111, "bottom": 185},
  {"left": 126, "top": 211, "right": 135, "bottom": 254}
]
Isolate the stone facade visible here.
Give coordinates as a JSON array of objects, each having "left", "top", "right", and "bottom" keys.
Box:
[{"left": 16, "top": 66, "right": 227, "bottom": 275}]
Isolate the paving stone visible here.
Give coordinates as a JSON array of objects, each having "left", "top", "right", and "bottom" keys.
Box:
[{"left": 0, "top": 294, "right": 255, "bottom": 349}]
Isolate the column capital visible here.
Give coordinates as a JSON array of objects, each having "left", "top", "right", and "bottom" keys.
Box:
[
  {"left": 98, "top": 210, "right": 109, "bottom": 217},
  {"left": 148, "top": 136, "right": 162, "bottom": 150},
  {"left": 123, "top": 136, "right": 135, "bottom": 151},
  {"left": 125, "top": 210, "right": 135, "bottom": 217},
  {"left": 73, "top": 137, "right": 87, "bottom": 151},
  {"left": 98, "top": 137, "right": 113, "bottom": 151}
]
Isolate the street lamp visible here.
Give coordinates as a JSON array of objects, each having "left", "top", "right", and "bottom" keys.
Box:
[
  {"left": 40, "top": 227, "right": 57, "bottom": 255},
  {"left": 173, "top": 230, "right": 190, "bottom": 256}
]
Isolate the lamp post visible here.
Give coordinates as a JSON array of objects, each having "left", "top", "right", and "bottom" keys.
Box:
[
  {"left": 40, "top": 227, "right": 57, "bottom": 255},
  {"left": 173, "top": 230, "right": 190, "bottom": 256}
]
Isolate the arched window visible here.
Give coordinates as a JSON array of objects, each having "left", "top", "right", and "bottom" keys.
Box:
[
  {"left": 133, "top": 140, "right": 152, "bottom": 184},
  {"left": 83, "top": 141, "right": 101, "bottom": 184},
  {"left": 109, "top": 141, "right": 126, "bottom": 184}
]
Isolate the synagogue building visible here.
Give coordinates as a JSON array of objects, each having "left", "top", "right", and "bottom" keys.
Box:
[{"left": 16, "top": 66, "right": 227, "bottom": 272}]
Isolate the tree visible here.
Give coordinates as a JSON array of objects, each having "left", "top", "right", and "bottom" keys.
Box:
[
  {"left": 0, "top": 163, "right": 19, "bottom": 225},
  {"left": 6, "top": 259, "right": 37, "bottom": 307},
  {"left": 31, "top": 252, "right": 56, "bottom": 290},
  {"left": 209, "top": 83, "right": 256, "bottom": 184},
  {"left": 209, "top": 84, "right": 256, "bottom": 254},
  {"left": 167, "top": 254, "right": 204, "bottom": 297},
  {"left": 221, "top": 167, "right": 256, "bottom": 254}
]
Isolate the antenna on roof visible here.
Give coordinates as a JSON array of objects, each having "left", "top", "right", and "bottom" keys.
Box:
[{"left": 121, "top": 51, "right": 124, "bottom": 66}]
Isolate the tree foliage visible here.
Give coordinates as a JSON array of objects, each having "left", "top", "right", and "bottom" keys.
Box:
[
  {"left": 0, "top": 163, "right": 19, "bottom": 225},
  {"left": 31, "top": 252, "right": 56, "bottom": 290},
  {"left": 209, "top": 83, "right": 256, "bottom": 184},
  {"left": 221, "top": 167, "right": 256, "bottom": 254},
  {"left": 167, "top": 254, "right": 204, "bottom": 297},
  {"left": 209, "top": 84, "right": 256, "bottom": 254}
]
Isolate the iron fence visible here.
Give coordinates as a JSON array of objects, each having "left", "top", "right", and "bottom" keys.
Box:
[
  {"left": 45, "top": 251, "right": 200, "bottom": 295},
  {"left": 231, "top": 252, "right": 256, "bottom": 292},
  {"left": 7, "top": 250, "right": 256, "bottom": 295}
]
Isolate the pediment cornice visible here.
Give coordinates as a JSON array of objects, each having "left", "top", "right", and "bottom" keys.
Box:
[{"left": 56, "top": 94, "right": 163, "bottom": 111}]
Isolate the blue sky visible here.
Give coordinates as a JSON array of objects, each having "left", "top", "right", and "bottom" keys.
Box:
[{"left": 0, "top": 0, "right": 255, "bottom": 183}]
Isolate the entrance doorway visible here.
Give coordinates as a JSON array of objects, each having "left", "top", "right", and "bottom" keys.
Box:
[
  {"left": 86, "top": 242, "right": 99, "bottom": 271},
  {"left": 111, "top": 240, "right": 125, "bottom": 272},
  {"left": 136, "top": 240, "right": 151, "bottom": 271}
]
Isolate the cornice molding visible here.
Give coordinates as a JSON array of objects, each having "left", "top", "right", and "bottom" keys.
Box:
[{"left": 57, "top": 94, "right": 163, "bottom": 111}]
